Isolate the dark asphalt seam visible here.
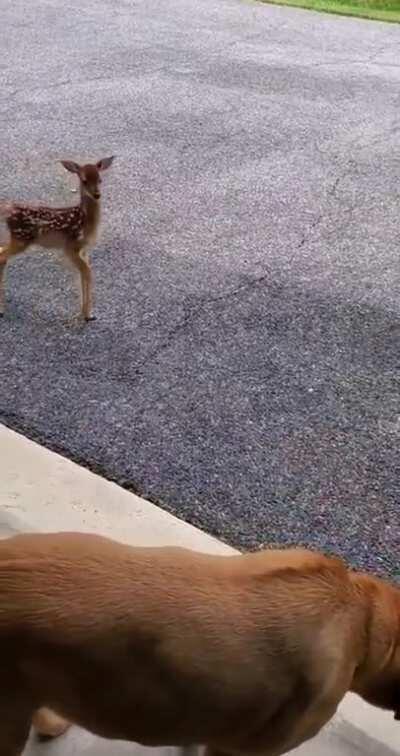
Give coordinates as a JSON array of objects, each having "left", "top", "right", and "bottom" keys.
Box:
[
  {"left": 0, "top": 409, "right": 158, "bottom": 505},
  {"left": 0, "top": 408, "right": 234, "bottom": 553}
]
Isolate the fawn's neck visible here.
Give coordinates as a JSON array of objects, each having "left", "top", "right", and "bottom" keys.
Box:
[{"left": 80, "top": 190, "right": 101, "bottom": 235}]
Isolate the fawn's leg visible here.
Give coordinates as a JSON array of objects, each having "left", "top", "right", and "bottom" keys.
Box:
[
  {"left": 79, "top": 248, "right": 94, "bottom": 320},
  {"left": 0, "top": 240, "right": 29, "bottom": 316},
  {"left": 64, "top": 244, "right": 94, "bottom": 322},
  {"left": 32, "top": 708, "right": 70, "bottom": 742}
]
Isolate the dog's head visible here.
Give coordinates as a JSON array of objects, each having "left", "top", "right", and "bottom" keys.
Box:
[
  {"left": 352, "top": 573, "right": 400, "bottom": 720},
  {"left": 361, "top": 675, "right": 400, "bottom": 720}
]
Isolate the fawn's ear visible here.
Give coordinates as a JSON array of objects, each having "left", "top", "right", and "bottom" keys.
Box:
[
  {"left": 97, "top": 156, "right": 115, "bottom": 171},
  {"left": 60, "top": 160, "right": 81, "bottom": 175}
]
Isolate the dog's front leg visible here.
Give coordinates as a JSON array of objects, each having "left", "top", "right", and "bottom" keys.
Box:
[
  {"left": 205, "top": 690, "right": 343, "bottom": 756},
  {"left": 32, "top": 708, "right": 70, "bottom": 741},
  {"left": 0, "top": 702, "right": 32, "bottom": 756}
]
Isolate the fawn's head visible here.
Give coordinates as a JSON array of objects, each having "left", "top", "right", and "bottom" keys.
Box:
[{"left": 60, "top": 157, "right": 115, "bottom": 201}]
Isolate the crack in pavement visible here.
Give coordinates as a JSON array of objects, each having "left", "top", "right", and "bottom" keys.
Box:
[
  {"left": 296, "top": 173, "right": 343, "bottom": 249},
  {"left": 132, "top": 271, "right": 272, "bottom": 379},
  {"left": 133, "top": 172, "right": 352, "bottom": 378}
]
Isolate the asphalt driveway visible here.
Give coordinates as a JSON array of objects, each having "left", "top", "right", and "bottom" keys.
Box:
[{"left": 1, "top": 0, "right": 400, "bottom": 576}]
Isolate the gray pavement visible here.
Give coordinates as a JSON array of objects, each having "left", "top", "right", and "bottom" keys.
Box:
[{"left": 1, "top": 0, "right": 400, "bottom": 576}]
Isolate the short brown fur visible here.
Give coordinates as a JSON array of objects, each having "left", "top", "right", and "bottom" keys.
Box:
[
  {"left": 0, "top": 531, "right": 399, "bottom": 756},
  {"left": 0, "top": 157, "right": 114, "bottom": 322}
]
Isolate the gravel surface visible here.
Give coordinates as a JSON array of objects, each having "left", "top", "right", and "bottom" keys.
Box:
[{"left": 1, "top": 0, "right": 400, "bottom": 577}]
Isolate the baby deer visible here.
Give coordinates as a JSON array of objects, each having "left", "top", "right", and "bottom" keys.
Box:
[{"left": 0, "top": 156, "right": 115, "bottom": 322}]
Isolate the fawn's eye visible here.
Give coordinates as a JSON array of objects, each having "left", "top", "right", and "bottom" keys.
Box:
[{"left": 82, "top": 179, "right": 88, "bottom": 185}]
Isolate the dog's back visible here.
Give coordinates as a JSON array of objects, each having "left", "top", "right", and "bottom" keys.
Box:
[{"left": 0, "top": 532, "right": 360, "bottom": 753}]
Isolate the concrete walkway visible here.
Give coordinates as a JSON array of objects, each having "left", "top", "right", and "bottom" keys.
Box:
[{"left": 0, "top": 424, "right": 398, "bottom": 756}]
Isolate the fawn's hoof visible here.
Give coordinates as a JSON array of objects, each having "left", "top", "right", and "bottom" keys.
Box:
[{"left": 85, "top": 315, "right": 97, "bottom": 322}]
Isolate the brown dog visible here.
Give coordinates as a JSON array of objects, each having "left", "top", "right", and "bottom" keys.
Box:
[{"left": 0, "top": 531, "right": 398, "bottom": 756}]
